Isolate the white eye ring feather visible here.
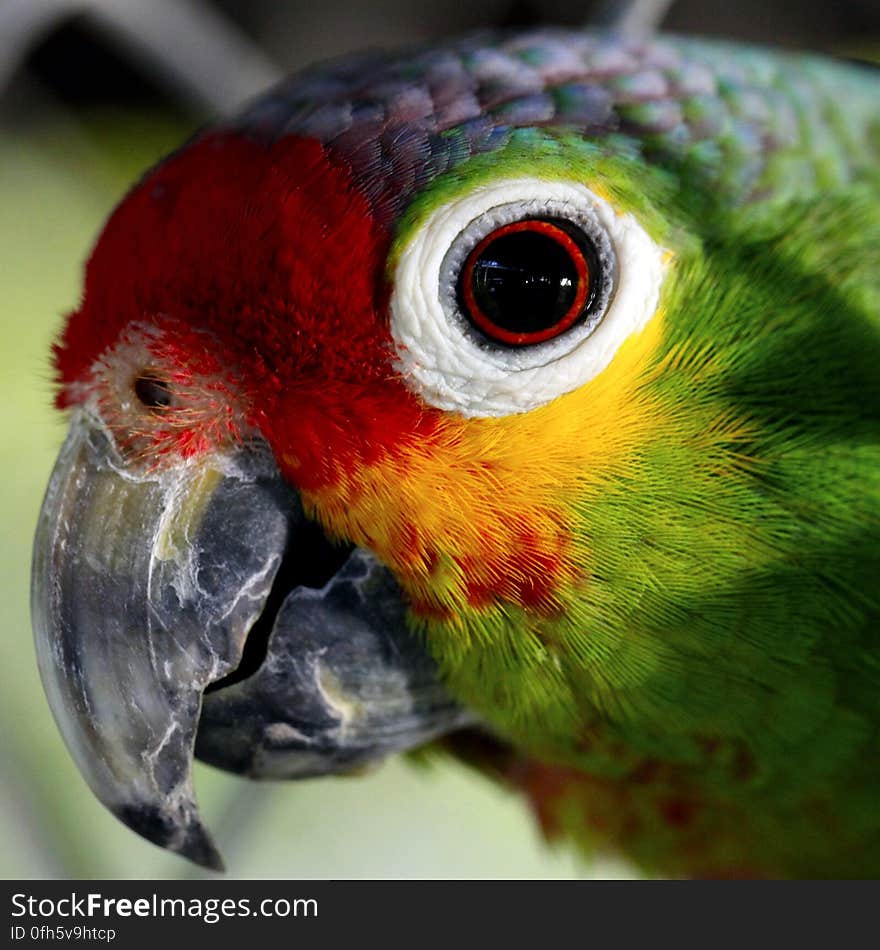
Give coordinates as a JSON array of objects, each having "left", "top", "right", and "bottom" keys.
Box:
[{"left": 389, "top": 177, "right": 667, "bottom": 417}]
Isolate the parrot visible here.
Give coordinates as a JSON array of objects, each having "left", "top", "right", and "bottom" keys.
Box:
[{"left": 31, "top": 26, "right": 880, "bottom": 879}]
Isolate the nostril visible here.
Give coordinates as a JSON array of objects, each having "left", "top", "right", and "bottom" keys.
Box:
[
  {"left": 134, "top": 372, "right": 174, "bottom": 410},
  {"left": 205, "top": 513, "right": 354, "bottom": 693}
]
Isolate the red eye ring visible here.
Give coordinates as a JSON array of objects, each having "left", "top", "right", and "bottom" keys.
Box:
[{"left": 460, "top": 218, "right": 593, "bottom": 346}]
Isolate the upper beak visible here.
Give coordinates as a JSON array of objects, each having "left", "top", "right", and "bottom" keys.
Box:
[{"left": 32, "top": 409, "right": 472, "bottom": 870}]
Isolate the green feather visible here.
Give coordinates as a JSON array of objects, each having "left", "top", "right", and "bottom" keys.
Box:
[{"left": 400, "top": 56, "right": 880, "bottom": 876}]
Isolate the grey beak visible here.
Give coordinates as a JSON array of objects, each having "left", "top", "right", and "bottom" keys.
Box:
[
  {"left": 31, "top": 411, "right": 293, "bottom": 869},
  {"left": 32, "top": 409, "right": 472, "bottom": 870},
  {"left": 196, "top": 547, "right": 472, "bottom": 778}
]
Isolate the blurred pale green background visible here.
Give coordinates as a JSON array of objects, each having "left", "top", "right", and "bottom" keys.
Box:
[{"left": 2, "top": 0, "right": 875, "bottom": 881}]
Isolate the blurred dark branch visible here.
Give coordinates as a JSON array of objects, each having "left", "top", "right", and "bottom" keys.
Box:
[
  {"left": 595, "top": 0, "right": 675, "bottom": 35},
  {"left": 0, "top": 0, "right": 281, "bottom": 113}
]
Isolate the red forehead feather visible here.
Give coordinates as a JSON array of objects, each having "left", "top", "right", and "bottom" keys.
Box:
[
  {"left": 56, "top": 132, "right": 399, "bottom": 394},
  {"left": 55, "top": 132, "right": 438, "bottom": 484}
]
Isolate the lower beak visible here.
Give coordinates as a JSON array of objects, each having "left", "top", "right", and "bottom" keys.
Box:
[{"left": 32, "top": 409, "right": 471, "bottom": 870}]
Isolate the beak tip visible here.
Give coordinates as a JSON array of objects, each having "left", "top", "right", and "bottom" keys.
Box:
[
  {"left": 174, "top": 818, "right": 226, "bottom": 872},
  {"left": 183, "top": 832, "right": 226, "bottom": 873},
  {"left": 116, "top": 803, "right": 226, "bottom": 872}
]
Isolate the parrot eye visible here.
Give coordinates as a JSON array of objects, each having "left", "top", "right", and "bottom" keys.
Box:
[
  {"left": 133, "top": 373, "right": 174, "bottom": 411},
  {"left": 389, "top": 177, "right": 667, "bottom": 417},
  {"left": 458, "top": 218, "right": 599, "bottom": 347}
]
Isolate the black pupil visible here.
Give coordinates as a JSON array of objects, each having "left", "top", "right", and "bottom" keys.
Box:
[
  {"left": 134, "top": 375, "right": 173, "bottom": 409},
  {"left": 462, "top": 221, "right": 589, "bottom": 341}
]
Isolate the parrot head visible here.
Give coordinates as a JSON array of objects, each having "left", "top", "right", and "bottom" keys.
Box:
[{"left": 33, "top": 29, "right": 880, "bottom": 875}]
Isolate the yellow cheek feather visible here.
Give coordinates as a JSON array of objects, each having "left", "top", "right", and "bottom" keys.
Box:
[{"left": 295, "top": 308, "right": 668, "bottom": 619}]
